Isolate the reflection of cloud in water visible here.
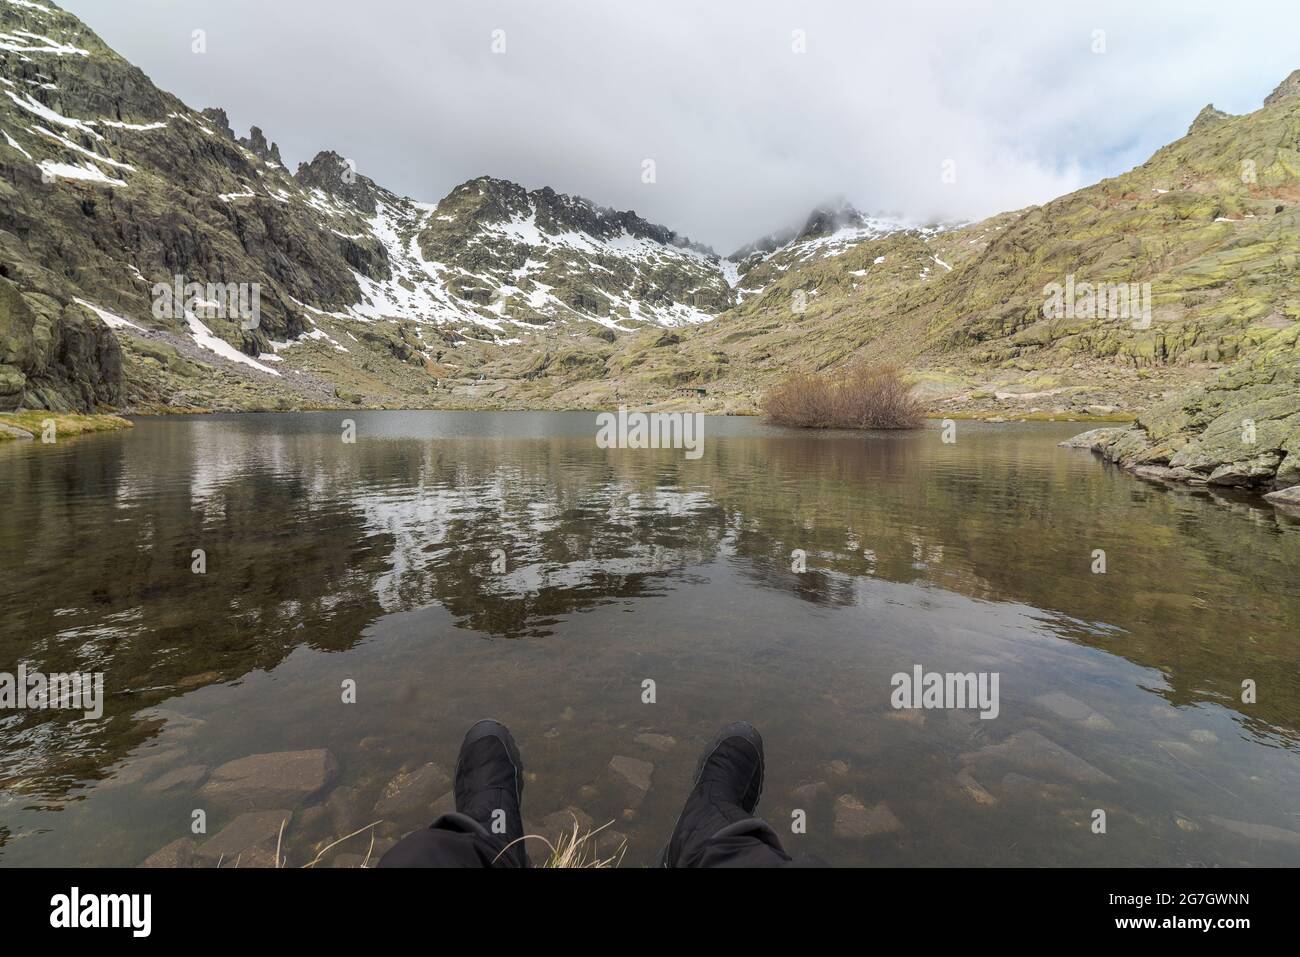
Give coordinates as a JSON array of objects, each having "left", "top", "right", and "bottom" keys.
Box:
[
  {"left": 110, "top": 419, "right": 312, "bottom": 511},
  {"left": 356, "top": 479, "right": 719, "bottom": 616}
]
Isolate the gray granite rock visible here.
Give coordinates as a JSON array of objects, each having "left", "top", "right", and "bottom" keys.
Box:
[{"left": 199, "top": 749, "right": 338, "bottom": 810}]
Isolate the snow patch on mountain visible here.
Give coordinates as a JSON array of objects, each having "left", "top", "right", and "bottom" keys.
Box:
[
  {"left": 344, "top": 199, "right": 508, "bottom": 332},
  {"left": 5, "top": 88, "right": 99, "bottom": 137},
  {"left": 31, "top": 123, "right": 133, "bottom": 168},
  {"left": 0, "top": 29, "right": 88, "bottom": 57},
  {"left": 93, "top": 118, "right": 167, "bottom": 131},
  {"left": 38, "top": 158, "right": 124, "bottom": 185},
  {"left": 185, "top": 311, "right": 281, "bottom": 376},
  {"left": 74, "top": 297, "right": 143, "bottom": 331},
  {"left": 1, "top": 125, "right": 30, "bottom": 158}
]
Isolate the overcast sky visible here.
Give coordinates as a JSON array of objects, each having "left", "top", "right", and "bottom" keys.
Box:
[{"left": 59, "top": 0, "right": 1300, "bottom": 253}]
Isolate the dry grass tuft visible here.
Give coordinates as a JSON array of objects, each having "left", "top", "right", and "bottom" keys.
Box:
[
  {"left": 497, "top": 816, "right": 626, "bottom": 869},
  {"left": 296, "top": 819, "right": 383, "bottom": 868},
  {"left": 222, "top": 813, "right": 624, "bottom": 869}
]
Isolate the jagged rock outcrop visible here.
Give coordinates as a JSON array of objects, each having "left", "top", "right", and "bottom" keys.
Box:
[
  {"left": 1263, "top": 68, "right": 1300, "bottom": 106},
  {"left": 0, "top": 1, "right": 408, "bottom": 408},
  {"left": 0, "top": 277, "right": 122, "bottom": 411},
  {"left": 238, "top": 125, "right": 282, "bottom": 165},
  {"left": 295, "top": 150, "right": 380, "bottom": 214},
  {"left": 1187, "top": 103, "right": 1230, "bottom": 135},
  {"left": 200, "top": 107, "right": 235, "bottom": 140},
  {"left": 798, "top": 199, "right": 871, "bottom": 240}
]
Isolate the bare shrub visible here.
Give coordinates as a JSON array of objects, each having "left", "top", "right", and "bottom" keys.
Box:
[{"left": 762, "top": 363, "right": 924, "bottom": 429}]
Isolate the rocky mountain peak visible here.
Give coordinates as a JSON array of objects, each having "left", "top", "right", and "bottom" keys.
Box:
[
  {"left": 1188, "top": 103, "right": 1230, "bottom": 135},
  {"left": 449, "top": 175, "right": 535, "bottom": 225},
  {"left": 1263, "top": 68, "right": 1300, "bottom": 107},
  {"left": 201, "top": 107, "right": 235, "bottom": 141},
  {"left": 798, "top": 198, "right": 867, "bottom": 240},
  {"left": 239, "top": 126, "right": 283, "bottom": 165},
  {"left": 727, "top": 227, "right": 798, "bottom": 263},
  {"left": 728, "top": 198, "right": 896, "bottom": 264},
  {"left": 443, "top": 176, "right": 714, "bottom": 256},
  {"left": 295, "top": 150, "right": 380, "bottom": 214}
]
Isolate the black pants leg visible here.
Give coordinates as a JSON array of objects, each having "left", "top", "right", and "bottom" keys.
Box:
[
  {"left": 673, "top": 817, "right": 794, "bottom": 867},
  {"left": 379, "top": 811, "right": 794, "bottom": 867},
  {"left": 378, "top": 812, "right": 525, "bottom": 868}
]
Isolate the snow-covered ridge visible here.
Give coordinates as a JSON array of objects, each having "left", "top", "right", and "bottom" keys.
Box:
[
  {"left": 278, "top": 178, "right": 931, "bottom": 340},
  {"left": 782, "top": 216, "right": 910, "bottom": 261},
  {"left": 322, "top": 188, "right": 729, "bottom": 336},
  {"left": 0, "top": 0, "right": 973, "bottom": 361},
  {"left": 0, "top": 5, "right": 917, "bottom": 352},
  {"left": 0, "top": 0, "right": 904, "bottom": 345},
  {"left": 345, "top": 199, "right": 499, "bottom": 332}
]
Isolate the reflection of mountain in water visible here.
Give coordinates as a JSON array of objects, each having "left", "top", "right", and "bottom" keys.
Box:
[
  {"left": 351, "top": 441, "right": 729, "bottom": 635},
  {"left": 2, "top": 414, "right": 1299, "bottom": 803},
  {"left": 0, "top": 425, "right": 390, "bottom": 798}
]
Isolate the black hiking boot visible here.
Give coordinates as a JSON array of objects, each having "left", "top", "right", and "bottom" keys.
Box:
[
  {"left": 660, "top": 721, "right": 766, "bottom": 867},
  {"left": 454, "top": 718, "right": 529, "bottom": 867}
]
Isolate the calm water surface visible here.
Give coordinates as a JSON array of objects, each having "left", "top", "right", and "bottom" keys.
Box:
[{"left": 2, "top": 412, "right": 1299, "bottom": 866}]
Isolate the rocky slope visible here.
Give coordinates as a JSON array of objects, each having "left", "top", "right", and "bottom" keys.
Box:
[
  {"left": 0, "top": 0, "right": 732, "bottom": 413},
  {"left": 1040, "top": 72, "right": 1300, "bottom": 499},
  {"left": 1061, "top": 325, "right": 1300, "bottom": 499}
]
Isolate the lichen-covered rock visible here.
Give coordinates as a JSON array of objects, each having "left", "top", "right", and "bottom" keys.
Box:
[
  {"left": 0, "top": 278, "right": 122, "bottom": 408},
  {"left": 1206, "top": 452, "right": 1282, "bottom": 486},
  {"left": 1264, "top": 68, "right": 1300, "bottom": 107},
  {"left": 1264, "top": 485, "right": 1300, "bottom": 509},
  {"left": 1066, "top": 331, "right": 1300, "bottom": 495},
  {"left": 1057, "top": 427, "right": 1126, "bottom": 450},
  {"left": 1188, "top": 104, "right": 1231, "bottom": 135}
]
